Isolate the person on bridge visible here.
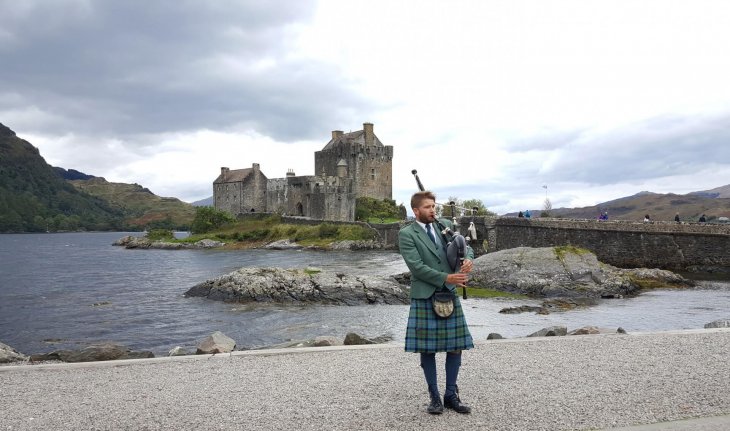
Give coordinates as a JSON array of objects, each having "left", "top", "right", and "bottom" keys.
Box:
[
  {"left": 699, "top": 214, "right": 707, "bottom": 223},
  {"left": 399, "top": 190, "right": 474, "bottom": 415}
]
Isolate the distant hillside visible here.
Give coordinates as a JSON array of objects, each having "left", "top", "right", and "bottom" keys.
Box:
[
  {"left": 69, "top": 178, "right": 195, "bottom": 229},
  {"left": 191, "top": 196, "right": 213, "bottom": 206},
  {"left": 689, "top": 184, "right": 730, "bottom": 199},
  {"left": 0, "top": 122, "right": 195, "bottom": 232},
  {"left": 53, "top": 167, "right": 96, "bottom": 181},
  {"left": 0, "top": 122, "right": 124, "bottom": 232},
  {"left": 547, "top": 189, "right": 730, "bottom": 222}
]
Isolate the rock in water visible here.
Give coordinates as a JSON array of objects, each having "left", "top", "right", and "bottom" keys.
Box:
[
  {"left": 30, "top": 343, "right": 154, "bottom": 363},
  {"left": 469, "top": 246, "right": 693, "bottom": 298},
  {"left": 343, "top": 333, "right": 376, "bottom": 345},
  {"left": 0, "top": 341, "right": 28, "bottom": 364},
  {"left": 185, "top": 267, "right": 409, "bottom": 305},
  {"left": 704, "top": 319, "right": 730, "bottom": 329},
  {"left": 196, "top": 331, "right": 236, "bottom": 354},
  {"left": 527, "top": 326, "right": 568, "bottom": 337}
]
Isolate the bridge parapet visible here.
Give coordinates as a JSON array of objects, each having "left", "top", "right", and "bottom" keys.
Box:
[{"left": 366, "top": 216, "right": 730, "bottom": 272}]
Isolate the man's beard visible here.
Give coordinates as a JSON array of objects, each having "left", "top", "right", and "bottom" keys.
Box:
[{"left": 417, "top": 213, "right": 435, "bottom": 224}]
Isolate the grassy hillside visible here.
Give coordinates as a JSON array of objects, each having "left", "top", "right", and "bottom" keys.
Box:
[
  {"left": 69, "top": 178, "right": 195, "bottom": 229},
  {"left": 0, "top": 122, "right": 125, "bottom": 232},
  {"left": 0, "top": 122, "right": 194, "bottom": 232},
  {"left": 549, "top": 191, "right": 730, "bottom": 222}
]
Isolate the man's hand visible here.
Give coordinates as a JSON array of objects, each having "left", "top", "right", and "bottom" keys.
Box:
[
  {"left": 460, "top": 259, "right": 473, "bottom": 273},
  {"left": 446, "top": 273, "right": 468, "bottom": 286}
]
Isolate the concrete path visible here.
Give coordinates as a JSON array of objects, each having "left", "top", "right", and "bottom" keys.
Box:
[{"left": 1, "top": 329, "right": 728, "bottom": 431}]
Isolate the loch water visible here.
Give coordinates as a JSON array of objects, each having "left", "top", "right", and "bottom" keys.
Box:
[{"left": 1, "top": 232, "right": 728, "bottom": 356}]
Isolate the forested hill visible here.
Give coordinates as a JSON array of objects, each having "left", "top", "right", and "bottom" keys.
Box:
[
  {"left": 0, "top": 122, "right": 194, "bottom": 232},
  {"left": 0, "top": 122, "right": 128, "bottom": 232}
]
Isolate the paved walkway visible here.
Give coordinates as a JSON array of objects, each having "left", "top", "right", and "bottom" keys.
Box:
[{"left": 1, "top": 329, "right": 729, "bottom": 431}]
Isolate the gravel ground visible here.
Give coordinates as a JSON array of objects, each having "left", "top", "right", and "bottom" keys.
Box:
[{"left": 1, "top": 329, "right": 728, "bottom": 431}]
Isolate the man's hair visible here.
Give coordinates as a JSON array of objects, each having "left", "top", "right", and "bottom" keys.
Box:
[{"left": 411, "top": 191, "right": 436, "bottom": 209}]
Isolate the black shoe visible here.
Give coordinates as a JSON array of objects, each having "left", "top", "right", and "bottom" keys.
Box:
[
  {"left": 444, "top": 388, "right": 471, "bottom": 414},
  {"left": 427, "top": 391, "right": 444, "bottom": 414}
]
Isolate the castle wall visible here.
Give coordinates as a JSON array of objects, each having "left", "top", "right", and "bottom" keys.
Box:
[
  {"left": 214, "top": 170, "right": 267, "bottom": 215},
  {"left": 314, "top": 143, "right": 393, "bottom": 201},
  {"left": 213, "top": 182, "right": 238, "bottom": 215},
  {"left": 266, "top": 178, "right": 288, "bottom": 214}
]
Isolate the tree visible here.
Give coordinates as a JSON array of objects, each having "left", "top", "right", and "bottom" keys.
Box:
[
  {"left": 190, "top": 206, "right": 235, "bottom": 234},
  {"left": 462, "top": 199, "right": 496, "bottom": 216},
  {"left": 541, "top": 198, "right": 553, "bottom": 218},
  {"left": 355, "top": 197, "right": 403, "bottom": 222}
]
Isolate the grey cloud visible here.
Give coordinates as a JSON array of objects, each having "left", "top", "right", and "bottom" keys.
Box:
[
  {"left": 511, "top": 112, "right": 730, "bottom": 186},
  {"left": 0, "top": 1, "right": 372, "bottom": 141}
]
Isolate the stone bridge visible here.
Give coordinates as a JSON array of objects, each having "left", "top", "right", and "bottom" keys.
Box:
[{"left": 369, "top": 217, "right": 730, "bottom": 272}]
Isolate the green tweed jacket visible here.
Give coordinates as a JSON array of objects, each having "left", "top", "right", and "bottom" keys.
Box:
[{"left": 398, "top": 218, "right": 474, "bottom": 299}]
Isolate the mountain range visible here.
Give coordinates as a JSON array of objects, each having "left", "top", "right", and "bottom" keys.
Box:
[{"left": 538, "top": 187, "right": 730, "bottom": 222}]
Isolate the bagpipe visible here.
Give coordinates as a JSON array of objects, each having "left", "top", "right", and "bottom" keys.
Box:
[{"left": 411, "top": 169, "right": 472, "bottom": 299}]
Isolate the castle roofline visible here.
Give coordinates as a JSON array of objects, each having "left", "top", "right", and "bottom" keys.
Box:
[
  {"left": 214, "top": 163, "right": 265, "bottom": 184},
  {"left": 321, "top": 122, "right": 383, "bottom": 151}
]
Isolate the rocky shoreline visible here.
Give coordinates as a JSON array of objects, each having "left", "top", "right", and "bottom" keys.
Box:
[
  {"left": 4, "top": 319, "right": 729, "bottom": 367},
  {"left": 112, "top": 235, "right": 382, "bottom": 251},
  {"left": 112, "top": 235, "right": 225, "bottom": 249},
  {"left": 6, "top": 244, "right": 719, "bottom": 367}
]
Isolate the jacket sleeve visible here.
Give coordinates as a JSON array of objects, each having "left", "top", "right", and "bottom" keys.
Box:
[{"left": 399, "top": 227, "right": 448, "bottom": 289}]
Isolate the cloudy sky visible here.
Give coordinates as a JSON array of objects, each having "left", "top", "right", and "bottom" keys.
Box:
[{"left": 2, "top": 0, "right": 730, "bottom": 214}]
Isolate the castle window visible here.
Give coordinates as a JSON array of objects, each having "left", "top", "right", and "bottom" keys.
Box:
[{"left": 370, "top": 169, "right": 376, "bottom": 180}]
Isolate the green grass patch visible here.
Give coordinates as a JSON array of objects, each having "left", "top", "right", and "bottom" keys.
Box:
[
  {"left": 464, "top": 286, "right": 527, "bottom": 299},
  {"left": 553, "top": 245, "right": 591, "bottom": 261},
  {"left": 304, "top": 268, "right": 322, "bottom": 275},
  {"left": 176, "top": 218, "right": 377, "bottom": 247},
  {"left": 626, "top": 276, "right": 683, "bottom": 290}
]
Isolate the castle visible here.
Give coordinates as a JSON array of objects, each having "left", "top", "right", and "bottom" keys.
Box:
[{"left": 213, "top": 123, "right": 393, "bottom": 222}]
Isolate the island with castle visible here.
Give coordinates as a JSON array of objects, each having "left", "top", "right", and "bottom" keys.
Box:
[{"left": 213, "top": 123, "right": 393, "bottom": 222}]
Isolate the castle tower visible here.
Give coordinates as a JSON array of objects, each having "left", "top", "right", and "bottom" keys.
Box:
[{"left": 314, "top": 123, "right": 393, "bottom": 200}]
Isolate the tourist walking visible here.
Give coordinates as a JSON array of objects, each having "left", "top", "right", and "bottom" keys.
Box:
[{"left": 398, "top": 191, "right": 474, "bottom": 415}]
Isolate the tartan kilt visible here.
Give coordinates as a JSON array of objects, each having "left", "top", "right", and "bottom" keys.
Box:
[{"left": 404, "top": 295, "right": 474, "bottom": 353}]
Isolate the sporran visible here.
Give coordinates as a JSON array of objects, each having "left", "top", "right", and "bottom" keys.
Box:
[{"left": 431, "top": 287, "right": 455, "bottom": 319}]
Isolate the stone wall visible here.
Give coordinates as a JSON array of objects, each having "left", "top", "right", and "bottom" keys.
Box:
[
  {"left": 486, "top": 218, "right": 730, "bottom": 270},
  {"left": 373, "top": 217, "right": 730, "bottom": 271}
]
